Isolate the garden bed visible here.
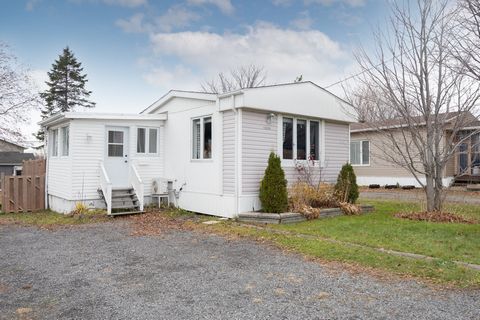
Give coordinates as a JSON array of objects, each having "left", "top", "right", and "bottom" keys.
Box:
[{"left": 238, "top": 205, "right": 374, "bottom": 224}]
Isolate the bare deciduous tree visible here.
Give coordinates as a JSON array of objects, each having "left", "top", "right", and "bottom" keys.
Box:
[
  {"left": 452, "top": 0, "right": 480, "bottom": 80},
  {"left": 0, "top": 42, "right": 40, "bottom": 142},
  {"left": 201, "top": 64, "right": 266, "bottom": 94},
  {"left": 350, "top": 0, "right": 480, "bottom": 212}
]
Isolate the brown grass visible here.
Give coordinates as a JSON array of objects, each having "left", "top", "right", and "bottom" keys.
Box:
[{"left": 394, "top": 211, "right": 477, "bottom": 224}]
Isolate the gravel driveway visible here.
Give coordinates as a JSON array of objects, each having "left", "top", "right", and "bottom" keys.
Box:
[{"left": 0, "top": 221, "right": 479, "bottom": 320}]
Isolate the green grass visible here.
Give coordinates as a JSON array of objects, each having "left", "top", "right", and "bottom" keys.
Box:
[
  {"left": 272, "top": 200, "right": 480, "bottom": 265},
  {"left": 0, "top": 210, "right": 109, "bottom": 227},
  {"left": 203, "top": 199, "right": 480, "bottom": 287}
]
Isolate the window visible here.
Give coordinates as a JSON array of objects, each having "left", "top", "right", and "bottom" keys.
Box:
[
  {"left": 282, "top": 117, "right": 320, "bottom": 161},
  {"left": 137, "top": 127, "right": 158, "bottom": 154},
  {"left": 108, "top": 130, "right": 124, "bottom": 157},
  {"left": 192, "top": 116, "right": 212, "bottom": 160},
  {"left": 51, "top": 129, "right": 58, "bottom": 157},
  {"left": 310, "top": 121, "right": 319, "bottom": 160},
  {"left": 350, "top": 140, "right": 370, "bottom": 165},
  {"left": 149, "top": 128, "right": 158, "bottom": 153},
  {"left": 192, "top": 119, "right": 201, "bottom": 159},
  {"left": 282, "top": 118, "right": 293, "bottom": 159},
  {"left": 137, "top": 128, "right": 146, "bottom": 153},
  {"left": 61, "top": 126, "right": 69, "bottom": 156}
]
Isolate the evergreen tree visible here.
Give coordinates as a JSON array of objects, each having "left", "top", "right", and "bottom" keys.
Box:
[
  {"left": 334, "top": 163, "right": 359, "bottom": 203},
  {"left": 36, "top": 47, "right": 95, "bottom": 140},
  {"left": 259, "top": 152, "right": 288, "bottom": 213}
]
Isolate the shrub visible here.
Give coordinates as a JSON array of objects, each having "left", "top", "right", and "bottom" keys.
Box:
[
  {"left": 289, "top": 182, "right": 337, "bottom": 211},
  {"left": 259, "top": 152, "right": 288, "bottom": 213},
  {"left": 334, "top": 163, "right": 359, "bottom": 203},
  {"left": 289, "top": 182, "right": 338, "bottom": 220}
]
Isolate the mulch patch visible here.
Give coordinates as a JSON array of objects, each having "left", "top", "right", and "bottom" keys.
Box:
[
  {"left": 125, "top": 210, "right": 198, "bottom": 237},
  {"left": 394, "top": 211, "right": 477, "bottom": 224}
]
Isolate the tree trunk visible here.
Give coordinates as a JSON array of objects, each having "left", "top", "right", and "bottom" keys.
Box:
[{"left": 425, "top": 174, "right": 436, "bottom": 212}]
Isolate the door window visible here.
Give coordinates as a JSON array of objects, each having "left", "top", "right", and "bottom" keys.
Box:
[{"left": 108, "top": 130, "right": 124, "bottom": 157}]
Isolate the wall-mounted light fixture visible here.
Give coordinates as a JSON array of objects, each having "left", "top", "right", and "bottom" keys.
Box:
[{"left": 267, "top": 113, "right": 276, "bottom": 124}]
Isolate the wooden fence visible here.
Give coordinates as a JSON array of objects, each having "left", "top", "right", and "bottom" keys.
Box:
[{"left": 1, "top": 159, "right": 46, "bottom": 213}]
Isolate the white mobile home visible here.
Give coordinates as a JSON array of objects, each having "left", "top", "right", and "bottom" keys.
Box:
[{"left": 40, "top": 82, "right": 355, "bottom": 217}]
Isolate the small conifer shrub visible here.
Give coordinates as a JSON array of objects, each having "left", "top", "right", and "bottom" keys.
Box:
[
  {"left": 334, "top": 163, "right": 359, "bottom": 203},
  {"left": 259, "top": 152, "right": 288, "bottom": 213}
]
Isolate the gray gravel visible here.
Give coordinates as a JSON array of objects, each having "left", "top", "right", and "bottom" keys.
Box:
[{"left": 0, "top": 222, "right": 479, "bottom": 320}]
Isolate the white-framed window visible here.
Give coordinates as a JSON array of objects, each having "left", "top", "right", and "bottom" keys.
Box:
[
  {"left": 137, "top": 127, "right": 158, "bottom": 154},
  {"left": 51, "top": 129, "right": 58, "bottom": 157},
  {"left": 282, "top": 117, "right": 321, "bottom": 161},
  {"left": 192, "top": 116, "right": 212, "bottom": 160},
  {"left": 350, "top": 140, "right": 370, "bottom": 165},
  {"left": 61, "top": 126, "right": 69, "bottom": 156}
]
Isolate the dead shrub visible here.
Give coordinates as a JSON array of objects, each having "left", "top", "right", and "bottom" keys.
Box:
[
  {"left": 289, "top": 182, "right": 338, "bottom": 219},
  {"left": 394, "top": 211, "right": 476, "bottom": 224},
  {"left": 339, "top": 202, "right": 362, "bottom": 215}
]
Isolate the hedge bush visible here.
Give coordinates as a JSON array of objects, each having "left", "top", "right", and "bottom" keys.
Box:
[
  {"left": 334, "top": 163, "right": 359, "bottom": 203},
  {"left": 259, "top": 152, "right": 288, "bottom": 213}
]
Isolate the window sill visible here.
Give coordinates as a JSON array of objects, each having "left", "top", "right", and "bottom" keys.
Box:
[
  {"left": 190, "top": 159, "right": 214, "bottom": 163},
  {"left": 351, "top": 164, "right": 370, "bottom": 167}
]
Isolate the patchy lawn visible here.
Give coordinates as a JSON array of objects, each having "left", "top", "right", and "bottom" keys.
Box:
[
  {"left": 200, "top": 200, "right": 480, "bottom": 288},
  {"left": 0, "top": 210, "right": 109, "bottom": 228}
]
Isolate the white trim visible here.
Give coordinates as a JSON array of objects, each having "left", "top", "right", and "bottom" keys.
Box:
[
  {"left": 141, "top": 90, "right": 217, "bottom": 114},
  {"left": 237, "top": 109, "right": 243, "bottom": 197},
  {"left": 39, "top": 112, "right": 167, "bottom": 127},
  {"left": 190, "top": 115, "right": 213, "bottom": 160},
  {"left": 135, "top": 126, "right": 160, "bottom": 156}
]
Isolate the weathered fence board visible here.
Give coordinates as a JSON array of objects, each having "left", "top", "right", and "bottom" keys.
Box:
[{"left": 0, "top": 159, "right": 46, "bottom": 213}]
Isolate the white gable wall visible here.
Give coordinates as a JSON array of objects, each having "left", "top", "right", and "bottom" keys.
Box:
[{"left": 150, "top": 97, "right": 236, "bottom": 217}]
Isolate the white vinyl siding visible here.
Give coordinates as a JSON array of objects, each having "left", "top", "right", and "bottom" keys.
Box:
[
  {"left": 46, "top": 119, "right": 165, "bottom": 203},
  {"left": 222, "top": 110, "right": 235, "bottom": 194},
  {"left": 242, "top": 110, "right": 278, "bottom": 194}
]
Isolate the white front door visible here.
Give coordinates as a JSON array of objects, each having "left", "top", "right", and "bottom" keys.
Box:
[{"left": 105, "top": 127, "right": 130, "bottom": 187}]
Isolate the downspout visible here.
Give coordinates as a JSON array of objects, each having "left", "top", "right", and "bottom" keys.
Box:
[
  {"left": 43, "top": 126, "right": 49, "bottom": 211},
  {"left": 232, "top": 98, "right": 239, "bottom": 216}
]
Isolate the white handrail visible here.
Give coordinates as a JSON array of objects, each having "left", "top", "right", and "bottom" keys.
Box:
[
  {"left": 99, "top": 162, "right": 112, "bottom": 214},
  {"left": 130, "top": 163, "right": 144, "bottom": 211}
]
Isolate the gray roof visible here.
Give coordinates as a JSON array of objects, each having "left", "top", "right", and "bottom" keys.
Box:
[{"left": 0, "top": 152, "right": 35, "bottom": 165}]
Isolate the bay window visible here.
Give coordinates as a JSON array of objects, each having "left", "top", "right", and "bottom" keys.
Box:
[
  {"left": 350, "top": 140, "right": 370, "bottom": 165},
  {"left": 282, "top": 117, "right": 321, "bottom": 161},
  {"left": 192, "top": 116, "right": 212, "bottom": 160}
]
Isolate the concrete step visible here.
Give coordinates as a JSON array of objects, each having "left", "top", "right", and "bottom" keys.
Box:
[{"left": 108, "top": 210, "right": 144, "bottom": 216}]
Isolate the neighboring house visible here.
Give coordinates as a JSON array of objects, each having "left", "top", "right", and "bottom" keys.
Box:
[
  {"left": 39, "top": 81, "right": 355, "bottom": 217},
  {"left": 0, "top": 152, "right": 35, "bottom": 176},
  {"left": 0, "top": 138, "right": 26, "bottom": 152},
  {"left": 350, "top": 113, "right": 480, "bottom": 187}
]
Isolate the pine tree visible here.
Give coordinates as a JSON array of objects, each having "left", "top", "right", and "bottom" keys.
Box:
[
  {"left": 259, "top": 152, "right": 288, "bottom": 213},
  {"left": 334, "top": 163, "right": 359, "bottom": 203},
  {"left": 36, "top": 47, "right": 95, "bottom": 140}
]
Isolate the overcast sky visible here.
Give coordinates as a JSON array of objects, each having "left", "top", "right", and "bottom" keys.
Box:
[{"left": 1, "top": 0, "right": 388, "bottom": 139}]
